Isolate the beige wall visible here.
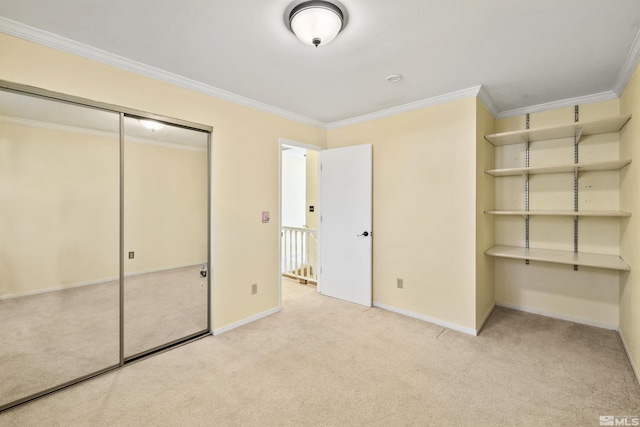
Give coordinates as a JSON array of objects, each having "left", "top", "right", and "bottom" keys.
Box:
[
  {"left": 620, "top": 61, "right": 640, "bottom": 380},
  {"left": 327, "top": 98, "right": 480, "bottom": 331},
  {"left": 475, "top": 99, "right": 496, "bottom": 328},
  {"left": 0, "top": 34, "right": 326, "bottom": 329},
  {"left": 493, "top": 100, "right": 623, "bottom": 328},
  {"left": 2, "top": 32, "right": 637, "bottom": 353}
]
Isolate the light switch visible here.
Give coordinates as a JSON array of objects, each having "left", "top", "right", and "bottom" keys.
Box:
[{"left": 262, "top": 211, "right": 269, "bottom": 223}]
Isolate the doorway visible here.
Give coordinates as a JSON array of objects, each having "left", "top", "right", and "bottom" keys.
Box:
[
  {"left": 279, "top": 139, "right": 322, "bottom": 305},
  {"left": 279, "top": 140, "right": 374, "bottom": 309}
]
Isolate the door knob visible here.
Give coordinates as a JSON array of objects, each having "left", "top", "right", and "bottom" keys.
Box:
[{"left": 357, "top": 231, "right": 369, "bottom": 237}]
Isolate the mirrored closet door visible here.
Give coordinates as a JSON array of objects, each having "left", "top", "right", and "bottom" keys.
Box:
[
  {"left": 0, "top": 90, "right": 121, "bottom": 408},
  {"left": 123, "top": 116, "right": 209, "bottom": 359},
  {"left": 0, "top": 85, "right": 211, "bottom": 411}
]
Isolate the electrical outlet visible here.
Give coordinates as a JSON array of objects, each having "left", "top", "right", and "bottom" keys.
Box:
[
  {"left": 397, "top": 278, "right": 403, "bottom": 289},
  {"left": 251, "top": 283, "right": 258, "bottom": 295},
  {"left": 128, "top": 251, "right": 135, "bottom": 259}
]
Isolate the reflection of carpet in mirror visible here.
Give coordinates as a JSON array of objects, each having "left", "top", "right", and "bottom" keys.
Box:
[{"left": 0, "top": 265, "right": 207, "bottom": 407}]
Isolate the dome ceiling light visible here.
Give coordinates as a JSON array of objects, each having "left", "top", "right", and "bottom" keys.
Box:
[{"left": 289, "top": 1, "right": 345, "bottom": 48}]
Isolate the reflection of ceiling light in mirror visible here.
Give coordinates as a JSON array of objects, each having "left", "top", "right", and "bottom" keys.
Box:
[{"left": 139, "top": 119, "right": 165, "bottom": 131}]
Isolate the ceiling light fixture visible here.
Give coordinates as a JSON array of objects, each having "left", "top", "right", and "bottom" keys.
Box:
[
  {"left": 139, "top": 119, "right": 165, "bottom": 131},
  {"left": 386, "top": 74, "right": 403, "bottom": 83},
  {"left": 289, "top": 1, "right": 345, "bottom": 48}
]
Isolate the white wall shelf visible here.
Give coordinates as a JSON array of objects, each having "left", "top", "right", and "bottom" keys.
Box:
[
  {"left": 485, "top": 210, "right": 631, "bottom": 217},
  {"left": 485, "top": 159, "right": 631, "bottom": 177},
  {"left": 484, "top": 112, "right": 632, "bottom": 271},
  {"left": 484, "top": 114, "right": 631, "bottom": 146},
  {"left": 485, "top": 245, "right": 631, "bottom": 271}
]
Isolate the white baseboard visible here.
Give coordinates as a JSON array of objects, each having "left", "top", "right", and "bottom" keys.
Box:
[
  {"left": 0, "top": 263, "right": 203, "bottom": 300},
  {"left": 213, "top": 307, "right": 281, "bottom": 336},
  {"left": 495, "top": 302, "right": 618, "bottom": 331},
  {"left": 619, "top": 329, "right": 640, "bottom": 386},
  {"left": 476, "top": 303, "right": 496, "bottom": 334},
  {"left": 373, "top": 301, "right": 477, "bottom": 336}
]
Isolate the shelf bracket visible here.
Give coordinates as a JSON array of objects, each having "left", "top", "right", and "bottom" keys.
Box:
[
  {"left": 573, "top": 105, "right": 579, "bottom": 271},
  {"left": 574, "top": 164, "right": 584, "bottom": 179},
  {"left": 525, "top": 115, "right": 530, "bottom": 265}
]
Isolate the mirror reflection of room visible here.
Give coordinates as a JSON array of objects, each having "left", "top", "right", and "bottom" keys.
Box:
[
  {"left": 0, "top": 90, "right": 121, "bottom": 406},
  {"left": 0, "top": 89, "right": 210, "bottom": 409},
  {"left": 123, "top": 116, "right": 208, "bottom": 358}
]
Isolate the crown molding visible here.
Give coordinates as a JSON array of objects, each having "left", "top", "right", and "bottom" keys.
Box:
[
  {"left": 3, "top": 17, "right": 637, "bottom": 130},
  {"left": 496, "top": 91, "right": 619, "bottom": 119},
  {"left": 477, "top": 85, "right": 500, "bottom": 118},
  {"left": 613, "top": 29, "right": 640, "bottom": 96},
  {"left": 5, "top": 14, "right": 485, "bottom": 131},
  {"left": 327, "top": 85, "right": 483, "bottom": 130},
  {"left": 0, "top": 17, "right": 327, "bottom": 130}
]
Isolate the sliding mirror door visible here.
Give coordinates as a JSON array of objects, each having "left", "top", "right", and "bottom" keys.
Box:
[
  {"left": 0, "top": 90, "right": 120, "bottom": 408},
  {"left": 123, "top": 116, "right": 209, "bottom": 359},
  {"left": 0, "top": 84, "right": 211, "bottom": 410}
]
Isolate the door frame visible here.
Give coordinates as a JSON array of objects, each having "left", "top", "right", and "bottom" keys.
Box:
[{"left": 278, "top": 138, "right": 324, "bottom": 310}]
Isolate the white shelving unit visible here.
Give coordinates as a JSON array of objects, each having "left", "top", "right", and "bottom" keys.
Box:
[
  {"left": 483, "top": 113, "right": 632, "bottom": 271},
  {"left": 485, "top": 159, "right": 631, "bottom": 177},
  {"left": 485, "top": 210, "right": 631, "bottom": 217},
  {"left": 484, "top": 114, "right": 631, "bottom": 146},
  {"left": 486, "top": 246, "right": 631, "bottom": 271}
]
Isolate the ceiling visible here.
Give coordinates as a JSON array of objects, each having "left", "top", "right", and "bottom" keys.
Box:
[{"left": 1, "top": 1, "right": 639, "bottom": 126}]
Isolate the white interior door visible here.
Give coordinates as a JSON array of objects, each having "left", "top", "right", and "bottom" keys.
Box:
[{"left": 319, "top": 144, "right": 372, "bottom": 306}]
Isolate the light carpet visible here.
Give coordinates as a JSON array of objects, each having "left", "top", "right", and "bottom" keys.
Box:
[{"left": 1, "top": 278, "right": 638, "bottom": 426}]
